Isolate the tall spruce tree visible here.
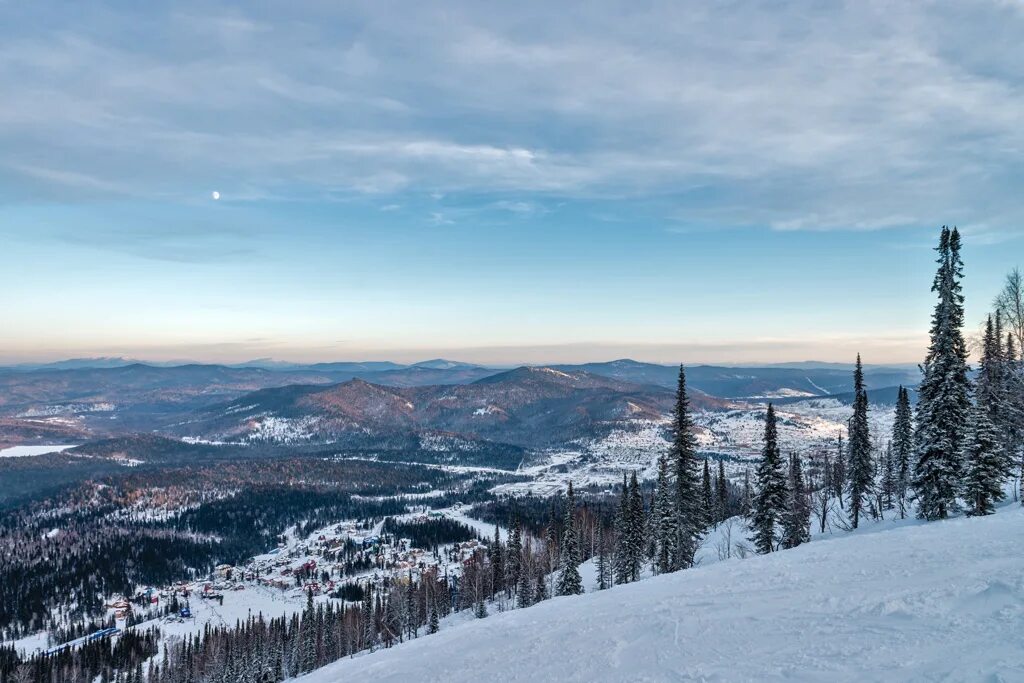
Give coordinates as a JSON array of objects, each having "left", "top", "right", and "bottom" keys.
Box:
[
  {"left": 701, "top": 457, "right": 714, "bottom": 526},
  {"left": 879, "top": 442, "right": 896, "bottom": 513},
  {"left": 962, "top": 399, "right": 1005, "bottom": 515},
  {"left": 671, "top": 365, "right": 705, "bottom": 569},
  {"left": 832, "top": 434, "right": 846, "bottom": 507},
  {"left": 847, "top": 354, "right": 874, "bottom": 528},
  {"left": 976, "top": 314, "right": 1011, "bottom": 475},
  {"left": 556, "top": 482, "right": 583, "bottom": 595},
  {"left": 652, "top": 453, "right": 676, "bottom": 574},
  {"left": 781, "top": 453, "right": 810, "bottom": 549},
  {"left": 749, "top": 404, "right": 788, "bottom": 553},
  {"left": 613, "top": 474, "right": 631, "bottom": 585},
  {"left": 716, "top": 459, "right": 728, "bottom": 521},
  {"left": 962, "top": 314, "right": 1012, "bottom": 515},
  {"left": 626, "top": 472, "right": 646, "bottom": 582},
  {"left": 506, "top": 519, "right": 522, "bottom": 600},
  {"left": 892, "top": 386, "right": 914, "bottom": 519},
  {"left": 913, "top": 226, "right": 971, "bottom": 520}
]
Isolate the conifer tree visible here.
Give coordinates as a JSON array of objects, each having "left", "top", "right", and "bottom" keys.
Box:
[
  {"left": 702, "top": 457, "right": 714, "bottom": 526},
  {"left": 652, "top": 453, "right": 676, "bottom": 574},
  {"left": 624, "top": 471, "right": 646, "bottom": 582},
  {"left": 741, "top": 468, "right": 752, "bottom": 517},
  {"left": 879, "top": 442, "right": 896, "bottom": 513},
  {"left": 891, "top": 386, "right": 914, "bottom": 518},
  {"left": 976, "top": 314, "right": 1012, "bottom": 475},
  {"left": 847, "top": 354, "right": 874, "bottom": 528},
  {"left": 613, "top": 474, "right": 631, "bottom": 585},
  {"left": 913, "top": 226, "right": 971, "bottom": 519},
  {"left": 506, "top": 519, "right": 522, "bottom": 600},
  {"left": 962, "top": 400, "right": 1005, "bottom": 515},
  {"left": 962, "top": 314, "right": 1012, "bottom": 515},
  {"left": 670, "top": 365, "right": 705, "bottom": 569},
  {"left": 831, "top": 433, "right": 846, "bottom": 507},
  {"left": 750, "top": 404, "right": 788, "bottom": 553},
  {"left": 556, "top": 482, "right": 584, "bottom": 595},
  {"left": 781, "top": 453, "right": 810, "bottom": 549},
  {"left": 716, "top": 459, "right": 728, "bottom": 521}
]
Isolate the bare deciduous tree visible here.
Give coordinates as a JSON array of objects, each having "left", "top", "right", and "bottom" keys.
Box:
[{"left": 994, "top": 267, "right": 1024, "bottom": 349}]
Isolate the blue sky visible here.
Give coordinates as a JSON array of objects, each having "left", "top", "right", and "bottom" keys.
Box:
[{"left": 1, "top": 1, "right": 1023, "bottom": 365}]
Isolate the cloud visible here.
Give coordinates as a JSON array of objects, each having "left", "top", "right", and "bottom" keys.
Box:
[{"left": 2, "top": 1, "right": 1024, "bottom": 235}]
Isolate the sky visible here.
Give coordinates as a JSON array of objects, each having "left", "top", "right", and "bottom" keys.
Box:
[{"left": 2, "top": 1, "right": 1023, "bottom": 366}]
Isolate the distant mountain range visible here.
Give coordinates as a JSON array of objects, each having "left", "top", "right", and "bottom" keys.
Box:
[
  {"left": 173, "top": 366, "right": 720, "bottom": 448},
  {"left": 0, "top": 358, "right": 921, "bottom": 449}
]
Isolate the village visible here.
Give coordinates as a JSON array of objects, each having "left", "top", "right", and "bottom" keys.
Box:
[{"left": 30, "top": 504, "right": 493, "bottom": 659}]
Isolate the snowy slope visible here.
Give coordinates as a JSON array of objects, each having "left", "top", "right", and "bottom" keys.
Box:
[{"left": 299, "top": 506, "right": 1024, "bottom": 682}]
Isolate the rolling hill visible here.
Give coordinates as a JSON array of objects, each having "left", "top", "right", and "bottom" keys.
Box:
[{"left": 174, "top": 366, "right": 711, "bottom": 448}]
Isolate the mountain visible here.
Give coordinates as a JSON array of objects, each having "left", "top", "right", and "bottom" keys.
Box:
[
  {"left": 554, "top": 360, "right": 920, "bottom": 398},
  {"left": 176, "top": 366, "right": 704, "bottom": 448},
  {"left": 301, "top": 506, "right": 1024, "bottom": 682},
  {"left": 410, "top": 359, "right": 484, "bottom": 370}
]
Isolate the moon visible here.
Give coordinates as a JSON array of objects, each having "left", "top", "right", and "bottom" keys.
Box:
[{"left": 211, "top": 191, "right": 221, "bottom": 200}]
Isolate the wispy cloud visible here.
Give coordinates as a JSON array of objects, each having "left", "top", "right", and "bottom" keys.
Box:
[{"left": 1, "top": 1, "right": 1023, "bottom": 236}]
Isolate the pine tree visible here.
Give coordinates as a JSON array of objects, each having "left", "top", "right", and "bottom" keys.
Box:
[
  {"left": 701, "top": 457, "right": 714, "bottom": 527},
  {"left": 962, "top": 400, "right": 1005, "bottom": 515},
  {"left": 913, "top": 226, "right": 971, "bottom": 520},
  {"left": 556, "top": 482, "right": 584, "bottom": 595},
  {"left": 613, "top": 474, "right": 632, "bottom": 585},
  {"left": 781, "top": 453, "right": 810, "bottom": 549},
  {"left": 506, "top": 518, "right": 522, "bottom": 601},
  {"left": 716, "top": 459, "right": 728, "bottom": 521},
  {"left": 652, "top": 453, "right": 676, "bottom": 574},
  {"left": 832, "top": 434, "right": 846, "bottom": 508},
  {"left": 749, "top": 404, "right": 788, "bottom": 554},
  {"left": 962, "top": 314, "right": 1013, "bottom": 515},
  {"left": 976, "top": 314, "right": 1012, "bottom": 476},
  {"left": 879, "top": 442, "right": 896, "bottom": 513},
  {"left": 741, "top": 468, "right": 752, "bottom": 517},
  {"left": 626, "top": 471, "right": 646, "bottom": 582},
  {"left": 671, "top": 365, "right": 705, "bottom": 569},
  {"left": 489, "top": 525, "right": 504, "bottom": 600},
  {"left": 891, "top": 386, "right": 914, "bottom": 519},
  {"left": 428, "top": 607, "right": 438, "bottom": 634},
  {"left": 847, "top": 354, "right": 874, "bottom": 528}
]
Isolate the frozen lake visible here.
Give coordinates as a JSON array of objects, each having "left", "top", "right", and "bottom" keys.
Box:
[{"left": 0, "top": 444, "right": 77, "bottom": 458}]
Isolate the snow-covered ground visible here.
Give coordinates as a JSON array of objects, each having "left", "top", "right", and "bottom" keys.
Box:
[
  {"left": 496, "top": 400, "right": 896, "bottom": 496},
  {"left": 299, "top": 504, "right": 1024, "bottom": 682},
  {"left": 0, "top": 444, "right": 77, "bottom": 458}
]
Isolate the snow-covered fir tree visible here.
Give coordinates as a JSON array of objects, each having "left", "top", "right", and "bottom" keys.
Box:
[
  {"left": 652, "top": 453, "right": 675, "bottom": 574},
  {"left": 716, "top": 458, "right": 728, "bottom": 523},
  {"left": 701, "top": 457, "right": 713, "bottom": 527},
  {"left": 962, "top": 314, "right": 1013, "bottom": 515},
  {"left": 671, "top": 365, "right": 705, "bottom": 569},
  {"left": 750, "top": 404, "right": 788, "bottom": 554},
  {"left": 781, "top": 453, "right": 810, "bottom": 549},
  {"left": 879, "top": 442, "right": 897, "bottom": 514},
  {"left": 913, "top": 226, "right": 971, "bottom": 520},
  {"left": 891, "top": 386, "right": 914, "bottom": 519},
  {"left": 556, "top": 482, "right": 583, "bottom": 596},
  {"left": 506, "top": 519, "right": 522, "bottom": 601},
  {"left": 613, "top": 474, "right": 632, "bottom": 585},
  {"left": 962, "top": 399, "right": 1005, "bottom": 516},
  {"left": 847, "top": 354, "right": 874, "bottom": 528}
]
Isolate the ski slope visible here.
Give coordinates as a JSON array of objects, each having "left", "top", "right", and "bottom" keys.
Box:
[{"left": 300, "top": 505, "right": 1024, "bottom": 682}]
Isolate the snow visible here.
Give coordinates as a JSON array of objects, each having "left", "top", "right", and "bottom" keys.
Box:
[
  {"left": 0, "top": 444, "right": 77, "bottom": 458},
  {"left": 298, "top": 505, "right": 1024, "bottom": 682}
]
